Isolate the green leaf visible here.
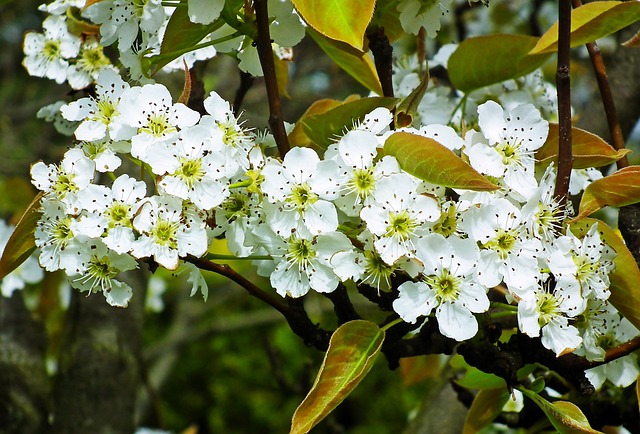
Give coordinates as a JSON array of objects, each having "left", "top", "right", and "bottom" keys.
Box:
[
  {"left": 384, "top": 132, "right": 500, "bottom": 191},
  {"left": 395, "top": 73, "right": 429, "bottom": 128},
  {"left": 146, "top": 5, "right": 225, "bottom": 75},
  {"left": 291, "top": 0, "right": 375, "bottom": 51},
  {"left": 448, "top": 35, "right": 552, "bottom": 93},
  {"left": 0, "top": 193, "right": 43, "bottom": 280},
  {"left": 290, "top": 320, "right": 384, "bottom": 434},
  {"left": 536, "top": 124, "right": 631, "bottom": 170},
  {"left": 530, "top": 1, "right": 640, "bottom": 54},
  {"left": 573, "top": 166, "right": 640, "bottom": 221},
  {"left": 569, "top": 218, "right": 640, "bottom": 331},
  {"left": 462, "top": 387, "right": 511, "bottom": 434},
  {"left": 301, "top": 96, "right": 398, "bottom": 149},
  {"left": 519, "top": 387, "right": 603, "bottom": 433},
  {"left": 288, "top": 95, "right": 361, "bottom": 148},
  {"left": 450, "top": 354, "right": 507, "bottom": 390},
  {"left": 308, "top": 28, "right": 383, "bottom": 95}
]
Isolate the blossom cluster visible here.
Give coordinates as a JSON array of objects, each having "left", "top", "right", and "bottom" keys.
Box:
[{"left": 19, "top": 0, "right": 638, "bottom": 389}]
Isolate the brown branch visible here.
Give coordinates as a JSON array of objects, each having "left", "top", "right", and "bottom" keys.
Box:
[
  {"left": 366, "top": 26, "right": 394, "bottom": 98},
  {"left": 553, "top": 0, "right": 574, "bottom": 206},
  {"left": 253, "top": 0, "right": 290, "bottom": 158},
  {"left": 185, "top": 255, "right": 289, "bottom": 315},
  {"left": 185, "top": 255, "right": 332, "bottom": 350},
  {"left": 233, "top": 70, "right": 256, "bottom": 116},
  {"left": 572, "top": 0, "right": 628, "bottom": 170}
]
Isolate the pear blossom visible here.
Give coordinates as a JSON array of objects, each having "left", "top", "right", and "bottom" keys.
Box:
[
  {"left": 61, "top": 68, "right": 135, "bottom": 142},
  {"left": 66, "top": 37, "right": 116, "bottom": 90},
  {"left": 64, "top": 239, "right": 138, "bottom": 307},
  {"left": 82, "top": 0, "right": 166, "bottom": 51},
  {"left": 261, "top": 147, "right": 341, "bottom": 237},
  {"left": 517, "top": 282, "right": 583, "bottom": 356},
  {"left": 548, "top": 224, "right": 616, "bottom": 301},
  {"left": 397, "top": 0, "right": 453, "bottom": 38},
  {"left": 393, "top": 234, "right": 489, "bottom": 341},
  {"left": 462, "top": 198, "right": 542, "bottom": 293},
  {"left": 22, "top": 15, "right": 81, "bottom": 83},
  {"left": 465, "top": 101, "right": 549, "bottom": 200},
  {"left": 148, "top": 125, "right": 230, "bottom": 210},
  {"left": 131, "top": 196, "right": 208, "bottom": 270},
  {"left": 31, "top": 148, "right": 96, "bottom": 214},
  {"left": 34, "top": 200, "right": 86, "bottom": 272},
  {"left": 118, "top": 83, "right": 200, "bottom": 160},
  {"left": 360, "top": 173, "right": 440, "bottom": 265},
  {"left": 75, "top": 174, "right": 146, "bottom": 254}
]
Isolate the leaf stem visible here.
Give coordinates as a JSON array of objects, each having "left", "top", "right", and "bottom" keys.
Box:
[
  {"left": 571, "top": 0, "right": 628, "bottom": 170},
  {"left": 253, "top": 0, "right": 290, "bottom": 158},
  {"left": 381, "top": 317, "right": 403, "bottom": 332}
]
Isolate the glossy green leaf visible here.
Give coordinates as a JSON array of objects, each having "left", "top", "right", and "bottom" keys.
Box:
[
  {"left": 462, "top": 387, "right": 511, "bottom": 434},
  {"left": 308, "top": 28, "right": 383, "bottom": 96},
  {"left": 536, "top": 124, "right": 631, "bottom": 170},
  {"left": 0, "top": 193, "right": 43, "bottom": 280},
  {"left": 290, "top": 320, "right": 384, "bottom": 434},
  {"left": 301, "top": 96, "right": 398, "bottom": 149},
  {"left": 450, "top": 354, "right": 507, "bottom": 390},
  {"left": 574, "top": 166, "right": 640, "bottom": 221},
  {"left": 384, "top": 132, "right": 500, "bottom": 191},
  {"left": 519, "top": 388, "right": 602, "bottom": 433},
  {"left": 530, "top": 1, "right": 640, "bottom": 54},
  {"left": 146, "top": 5, "right": 225, "bottom": 75},
  {"left": 289, "top": 96, "right": 360, "bottom": 148},
  {"left": 448, "top": 35, "right": 552, "bottom": 93},
  {"left": 291, "top": 0, "right": 375, "bottom": 51},
  {"left": 569, "top": 218, "right": 640, "bottom": 331}
]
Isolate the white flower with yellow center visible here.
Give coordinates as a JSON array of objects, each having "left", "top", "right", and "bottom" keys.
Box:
[
  {"left": 393, "top": 234, "right": 489, "bottom": 341},
  {"left": 261, "top": 147, "right": 341, "bottom": 237},
  {"left": 118, "top": 83, "right": 200, "bottom": 160},
  {"left": 360, "top": 172, "right": 440, "bottom": 265},
  {"left": 64, "top": 239, "right": 138, "bottom": 307},
  {"left": 462, "top": 198, "right": 542, "bottom": 294},
  {"left": 61, "top": 69, "right": 136, "bottom": 142},
  {"left": 67, "top": 37, "right": 116, "bottom": 90},
  {"left": 131, "top": 196, "right": 207, "bottom": 270},
  {"left": 465, "top": 101, "right": 548, "bottom": 200},
  {"left": 23, "top": 15, "right": 80, "bottom": 84},
  {"left": 31, "top": 148, "right": 95, "bottom": 214},
  {"left": 148, "top": 125, "right": 229, "bottom": 210}
]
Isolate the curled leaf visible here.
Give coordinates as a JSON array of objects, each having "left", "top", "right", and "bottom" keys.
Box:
[{"left": 463, "top": 388, "right": 511, "bottom": 434}]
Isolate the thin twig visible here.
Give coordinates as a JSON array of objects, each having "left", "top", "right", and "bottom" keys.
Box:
[
  {"left": 366, "top": 26, "right": 394, "bottom": 98},
  {"left": 185, "top": 255, "right": 289, "bottom": 315},
  {"left": 553, "top": 0, "right": 573, "bottom": 205},
  {"left": 253, "top": 0, "right": 290, "bottom": 158},
  {"left": 572, "top": 0, "right": 628, "bottom": 169},
  {"left": 233, "top": 70, "right": 255, "bottom": 116}
]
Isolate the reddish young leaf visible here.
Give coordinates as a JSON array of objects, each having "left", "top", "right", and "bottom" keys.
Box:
[
  {"left": 536, "top": 124, "right": 630, "bottom": 169},
  {"left": 0, "top": 193, "right": 43, "bottom": 280},
  {"left": 530, "top": 1, "right": 640, "bottom": 54},
  {"left": 384, "top": 132, "right": 499, "bottom": 191},
  {"left": 573, "top": 166, "right": 640, "bottom": 221},
  {"left": 290, "top": 320, "right": 384, "bottom": 434}
]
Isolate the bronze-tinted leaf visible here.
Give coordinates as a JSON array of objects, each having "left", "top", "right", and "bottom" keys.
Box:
[
  {"left": 0, "top": 193, "right": 43, "bottom": 280},
  {"left": 384, "top": 132, "right": 499, "bottom": 191},
  {"left": 574, "top": 166, "right": 640, "bottom": 220},
  {"left": 290, "top": 320, "right": 384, "bottom": 434}
]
